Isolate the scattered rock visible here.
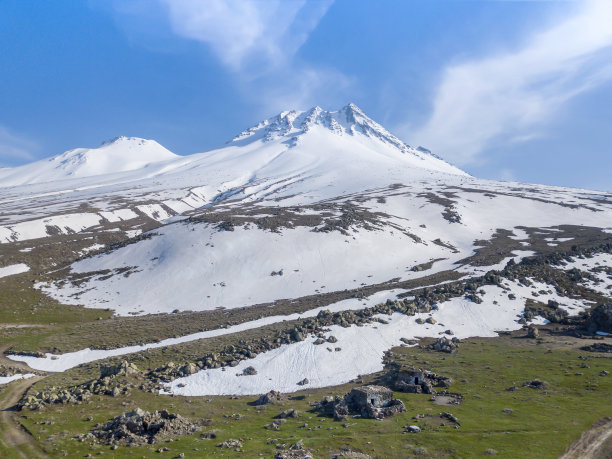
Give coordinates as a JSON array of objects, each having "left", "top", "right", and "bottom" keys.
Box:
[
  {"left": 276, "top": 409, "right": 300, "bottom": 419},
  {"left": 238, "top": 366, "right": 257, "bottom": 376},
  {"left": 523, "top": 379, "right": 549, "bottom": 389},
  {"left": 332, "top": 451, "right": 372, "bottom": 459},
  {"left": 217, "top": 438, "right": 243, "bottom": 450}
]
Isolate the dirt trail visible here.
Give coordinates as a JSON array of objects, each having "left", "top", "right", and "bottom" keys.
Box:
[
  {"left": 0, "top": 375, "right": 47, "bottom": 458},
  {"left": 560, "top": 418, "right": 612, "bottom": 459}
]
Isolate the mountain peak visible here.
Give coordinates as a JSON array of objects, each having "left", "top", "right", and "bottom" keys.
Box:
[
  {"left": 99, "top": 136, "right": 154, "bottom": 147},
  {"left": 0, "top": 137, "right": 178, "bottom": 187},
  {"left": 231, "top": 103, "right": 412, "bottom": 152}
]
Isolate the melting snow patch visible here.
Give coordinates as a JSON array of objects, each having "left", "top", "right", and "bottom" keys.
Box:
[
  {"left": 165, "top": 285, "right": 528, "bottom": 396},
  {"left": 99, "top": 209, "right": 138, "bottom": 223},
  {"left": 0, "top": 373, "right": 35, "bottom": 385},
  {"left": 0, "top": 263, "right": 30, "bottom": 279},
  {"left": 8, "top": 289, "right": 405, "bottom": 372}
]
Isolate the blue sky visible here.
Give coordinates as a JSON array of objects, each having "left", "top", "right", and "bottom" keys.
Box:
[{"left": 1, "top": 0, "right": 611, "bottom": 190}]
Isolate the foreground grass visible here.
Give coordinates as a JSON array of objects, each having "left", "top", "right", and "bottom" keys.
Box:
[{"left": 13, "top": 328, "right": 612, "bottom": 458}]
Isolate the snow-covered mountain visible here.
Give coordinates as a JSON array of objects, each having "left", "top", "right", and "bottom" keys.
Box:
[
  {"left": 3, "top": 103, "right": 612, "bottom": 400},
  {"left": 0, "top": 136, "right": 178, "bottom": 187},
  {"left": 1, "top": 103, "right": 611, "bottom": 317},
  {"left": 0, "top": 104, "right": 464, "bottom": 190}
]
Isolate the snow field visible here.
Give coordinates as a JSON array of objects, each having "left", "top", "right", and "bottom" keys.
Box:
[{"left": 8, "top": 289, "right": 405, "bottom": 372}]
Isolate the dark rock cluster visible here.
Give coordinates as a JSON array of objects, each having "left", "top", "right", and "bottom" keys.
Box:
[
  {"left": 314, "top": 385, "right": 406, "bottom": 421},
  {"left": 90, "top": 407, "right": 203, "bottom": 445}
]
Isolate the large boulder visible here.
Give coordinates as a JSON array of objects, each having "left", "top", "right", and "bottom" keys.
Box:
[
  {"left": 586, "top": 304, "right": 612, "bottom": 333},
  {"left": 255, "top": 390, "right": 284, "bottom": 405},
  {"left": 100, "top": 360, "right": 139, "bottom": 378},
  {"left": 314, "top": 385, "right": 406, "bottom": 421}
]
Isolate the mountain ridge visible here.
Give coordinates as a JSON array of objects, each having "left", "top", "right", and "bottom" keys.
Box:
[{"left": 0, "top": 104, "right": 466, "bottom": 188}]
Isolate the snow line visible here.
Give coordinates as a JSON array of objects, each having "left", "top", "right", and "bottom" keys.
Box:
[
  {"left": 164, "top": 279, "right": 590, "bottom": 396},
  {"left": 8, "top": 289, "right": 404, "bottom": 373}
]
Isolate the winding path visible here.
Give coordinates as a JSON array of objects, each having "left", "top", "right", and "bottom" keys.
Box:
[
  {"left": 0, "top": 375, "right": 47, "bottom": 458},
  {"left": 560, "top": 418, "right": 612, "bottom": 459}
]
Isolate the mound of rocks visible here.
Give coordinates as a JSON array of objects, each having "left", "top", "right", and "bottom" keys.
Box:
[
  {"left": 523, "top": 300, "right": 569, "bottom": 324},
  {"left": 100, "top": 360, "right": 140, "bottom": 378},
  {"left": 527, "top": 325, "right": 539, "bottom": 338},
  {"left": 523, "top": 379, "right": 549, "bottom": 389},
  {"left": 382, "top": 368, "right": 452, "bottom": 394},
  {"left": 255, "top": 390, "right": 285, "bottom": 405},
  {"left": 428, "top": 337, "right": 460, "bottom": 353},
  {"left": 314, "top": 385, "right": 406, "bottom": 421},
  {"left": 581, "top": 343, "right": 612, "bottom": 353},
  {"left": 20, "top": 360, "right": 150, "bottom": 410},
  {"left": 585, "top": 303, "right": 612, "bottom": 334},
  {"left": 92, "top": 408, "right": 202, "bottom": 445},
  {"left": 274, "top": 440, "right": 313, "bottom": 459}
]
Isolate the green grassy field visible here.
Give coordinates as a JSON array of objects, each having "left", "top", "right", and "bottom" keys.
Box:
[{"left": 7, "top": 328, "right": 610, "bottom": 458}]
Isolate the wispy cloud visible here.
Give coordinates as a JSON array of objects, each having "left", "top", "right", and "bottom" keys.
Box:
[
  {"left": 408, "top": 0, "right": 612, "bottom": 165},
  {"left": 0, "top": 126, "right": 37, "bottom": 167},
  {"left": 105, "top": 0, "right": 343, "bottom": 113},
  {"left": 159, "top": 0, "right": 333, "bottom": 75}
]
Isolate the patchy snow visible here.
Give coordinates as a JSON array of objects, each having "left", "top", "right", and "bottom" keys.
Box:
[
  {"left": 99, "top": 208, "right": 138, "bottom": 223},
  {"left": 457, "top": 250, "right": 535, "bottom": 276},
  {"left": 125, "top": 229, "right": 142, "bottom": 238},
  {"left": 509, "top": 228, "right": 530, "bottom": 241},
  {"left": 0, "top": 263, "right": 30, "bottom": 278},
  {"left": 136, "top": 204, "right": 173, "bottom": 222},
  {"left": 558, "top": 253, "right": 612, "bottom": 298},
  {"left": 165, "top": 285, "right": 528, "bottom": 396},
  {"left": 0, "top": 213, "right": 102, "bottom": 244},
  {"left": 80, "top": 244, "right": 104, "bottom": 254},
  {"left": 0, "top": 373, "right": 35, "bottom": 385},
  {"left": 545, "top": 237, "right": 574, "bottom": 243},
  {"left": 8, "top": 289, "right": 404, "bottom": 372},
  {"left": 164, "top": 275, "right": 593, "bottom": 396}
]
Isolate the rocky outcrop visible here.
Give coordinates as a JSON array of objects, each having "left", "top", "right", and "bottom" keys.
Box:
[
  {"left": 382, "top": 368, "right": 452, "bottom": 394},
  {"left": 428, "top": 337, "right": 460, "bottom": 353},
  {"left": 314, "top": 385, "right": 406, "bottom": 421},
  {"left": 91, "top": 408, "right": 203, "bottom": 445},
  {"left": 255, "top": 390, "right": 284, "bottom": 405},
  {"left": 100, "top": 360, "right": 139, "bottom": 378},
  {"left": 585, "top": 303, "right": 612, "bottom": 333}
]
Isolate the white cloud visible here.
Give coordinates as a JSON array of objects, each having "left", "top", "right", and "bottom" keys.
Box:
[
  {"left": 105, "top": 0, "right": 346, "bottom": 114},
  {"left": 0, "top": 126, "right": 36, "bottom": 166},
  {"left": 158, "top": 0, "right": 334, "bottom": 74},
  {"left": 408, "top": 0, "right": 612, "bottom": 165}
]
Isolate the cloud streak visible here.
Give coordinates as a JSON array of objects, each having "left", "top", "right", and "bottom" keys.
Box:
[
  {"left": 107, "top": 0, "right": 345, "bottom": 114},
  {"left": 159, "top": 0, "right": 333, "bottom": 75},
  {"left": 0, "top": 126, "right": 36, "bottom": 167},
  {"left": 409, "top": 0, "right": 612, "bottom": 165}
]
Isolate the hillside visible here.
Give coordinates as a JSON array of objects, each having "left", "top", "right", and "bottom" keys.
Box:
[{"left": 0, "top": 104, "right": 611, "bottom": 458}]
